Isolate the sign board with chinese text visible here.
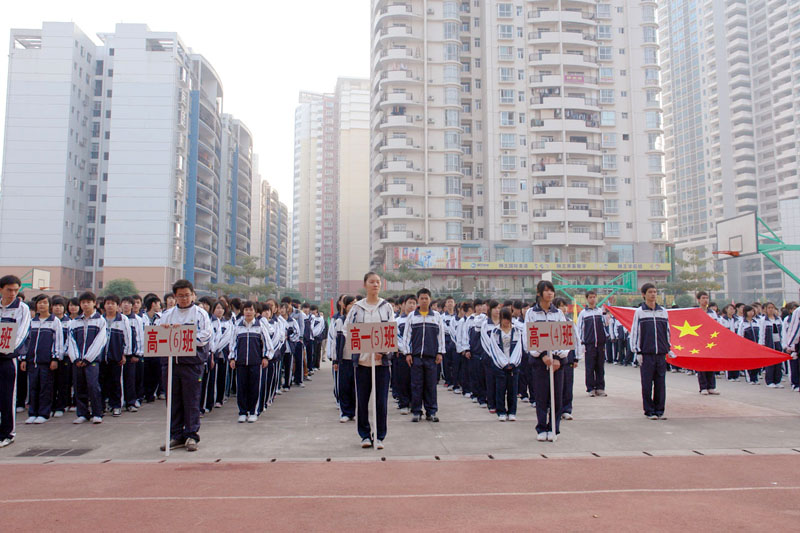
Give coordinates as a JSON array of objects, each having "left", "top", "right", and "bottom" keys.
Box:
[
  {"left": 0, "top": 323, "right": 19, "bottom": 354},
  {"left": 526, "top": 321, "right": 575, "bottom": 352},
  {"left": 143, "top": 325, "right": 197, "bottom": 357},
  {"left": 345, "top": 322, "right": 398, "bottom": 354}
]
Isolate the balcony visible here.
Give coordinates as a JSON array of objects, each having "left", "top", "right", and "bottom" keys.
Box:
[
  {"left": 380, "top": 160, "right": 422, "bottom": 174},
  {"left": 379, "top": 137, "right": 421, "bottom": 152},
  {"left": 532, "top": 184, "right": 603, "bottom": 199},
  {"left": 379, "top": 69, "right": 422, "bottom": 86},
  {"left": 377, "top": 206, "right": 416, "bottom": 219},
  {"left": 379, "top": 230, "right": 416, "bottom": 243},
  {"left": 378, "top": 183, "right": 415, "bottom": 196},
  {"left": 379, "top": 115, "right": 421, "bottom": 129},
  {"left": 376, "top": 25, "right": 419, "bottom": 45}
]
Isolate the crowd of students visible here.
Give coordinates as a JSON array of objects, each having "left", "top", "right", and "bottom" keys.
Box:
[
  {"left": 1, "top": 271, "right": 797, "bottom": 452},
  {"left": 0, "top": 274, "right": 327, "bottom": 450}
]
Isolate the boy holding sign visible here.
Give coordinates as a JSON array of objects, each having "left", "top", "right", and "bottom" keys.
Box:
[
  {"left": 0, "top": 275, "right": 31, "bottom": 447},
  {"left": 157, "top": 280, "right": 213, "bottom": 452}
]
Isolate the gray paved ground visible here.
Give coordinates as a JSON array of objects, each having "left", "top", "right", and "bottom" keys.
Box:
[{"left": 2, "top": 363, "right": 799, "bottom": 463}]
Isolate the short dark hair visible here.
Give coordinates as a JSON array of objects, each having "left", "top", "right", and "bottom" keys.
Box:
[
  {"left": 500, "top": 307, "right": 513, "bottom": 323},
  {"left": 32, "top": 294, "right": 50, "bottom": 308},
  {"left": 144, "top": 295, "right": 161, "bottom": 312},
  {"left": 132, "top": 294, "right": 142, "bottom": 302},
  {"left": 51, "top": 296, "right": 66, "bottom": 308},
  {"left": 696, "top": 290, "right": 708, "bottom": 299},
  {"left": 280, "top": 296, "right": 292, "bottom": 304},
  {"left": 363, "top": 271, "right": 380, "bottom": 283},
  {"left": 104, "top": 294, "right": 120, "bottom": 305},
  {"left": 553, "top": 297, "right": 567, "bottom": 308},
  {"left": 79, "top": 291, "right": 96, "bottom": 303},
  {"left": 198, "top": 296, "right": 215, "bottom": 308},
  {"left": 416, "top": 288, "right": 431, "bottom": 298},
  {"left": 445, "top": 296, "right": 455, "bottom": 302},
  {"left": 586, "top": 290, "right": 597, "bottom": 298},
  {"left": 310, "top": 304, "right": 318, "bottom": 311},
  {"left": 172, "top": 279, "right": 193, "bottom": 294},
  {"left": 68, "top": 297, "right": 80, "bottom": 308},
  {"left": 163, "top": 293, "right": 175, "bottom": 302},
  {"left": 241, "top": 301, "right": 255, "bottom": 311},
  {"left": 230, "top": 298, "right": 242, "bottom": 311},
  {"left": 473, "top": 298, "right": 484, "bottom": 306},
  {"left": 537, "top": 280, "right": 555, "bottom": 297},
  {"left": 640, "top": 283, "right": 656, "bottom": 295},
  {"left": 301, "top": 302, "right": 310, "bottom": 309},
  {"left": 0, "top": 275, "right": 21, "bottom": 288},
  {"left": 121, "top": 296, "right": 134, "bottom": 305}
]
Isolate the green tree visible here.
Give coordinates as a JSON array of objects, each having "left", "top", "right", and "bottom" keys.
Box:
[
  {"left": 102, "top": 278, "right": 139, "bottom": 298},
  {"left": 206, "top": 255, "right": 276, "bottom": 300},
  {"left": 382, "top": 259, "right": 431, "bottom": 292},
  {"left": 661, "top": 248, "right": 722, "bottom": 299}
]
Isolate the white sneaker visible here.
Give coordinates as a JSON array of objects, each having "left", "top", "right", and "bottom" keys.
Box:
[
  {"left": 561, "top": 413, "right": 574, "bottom": 420},
  {"left": 0, "top": 437, "right": 14, "bottom": 448},
  {"left": 508, "top": 414, "right": 517, "bottom": 422},
  {"left": 237, "top": 415, "right": 246, "bottom": 423},
  {"left": 299, "top": 383, "right": 305, "bottom": 388},
  {"left": 340, "top": 415, "right": 349, "bottom": 423},
  {"left": 33, "top": 416, "right": 47, "bottom": 424},
  {"left": 91, "top": 416, "right": 103, "bottom": 424},
  {"left": 53, "top": 410, "right": 64, "bottom": 418},
  {"left": 498, "top": 414, "right": 507, "bottom": 422},
  {"left": 767, "top": 383, "right": 777, "bottom": 388},
  {"left": 24, "top": 416, "right": 36, "bottom": 424},
  {"left": 700, "top": 390, "right": 709, "bottom": 395},
  {"left": 361, "top": 438, "right": 372, "bottom": 448},
  {"left": 15, "top": 407, "right": 24, "bottom": 413},
  {"left": 73, "top": 416, "right": 88, "bottom": 424},
  {"left": 471, "top": 397, "right": 478, "bottom": 403},
  {"left": 537, "top": 432, "right": 547, "bottom": 442},
  {"left": 546, "top": 431, "right": 555, "bottom": 441},
  {"left": 247, "top": 414, "right": 257, "bottom": 423},
  {"left": 376, "top": 440, "right": 384, "bottom": 450},
  {"left": 112, "top": 408, "right": 122, "bottom": 417},
  {"left": 775, "top": 383, "right": 785, "bottom": 389},
  {"left": 400, "top": 407, "right": 410, "bottom": 415}
]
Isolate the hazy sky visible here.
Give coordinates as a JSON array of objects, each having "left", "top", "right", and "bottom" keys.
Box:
[{"left": 0, "top": 0, "right": 370, "bottom": 202}]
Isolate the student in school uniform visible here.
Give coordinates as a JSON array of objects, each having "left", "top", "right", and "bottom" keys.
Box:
[
  {"left": 441, "top": 297, "right": 458, "bottom": 391},
  {"left": 310, "top": 305, "right": 325, "bottom": 371},
  {"left": 524, "top": 281, "right": 568, "bottom": 442},
  {"left": 695, "top": 291, "right": 719, "bottom": 395},
  {"left": 21, "top": 295, "right": 61, "bottom": 424},
  {"left": 229, "top": 301, "right": 273, "bottom": 423},
  {"left": 344, "top": 272, "right": 395, "bottom": 450},
  {"left": 479, "top": 300, "right": 502, "bottom": 414},
  {"left": 67, "top": 292, "right": 107, "bottom": 425},
  {"left": 279, "top": 302, "right": 300, "bottom": 391},
  {"left": 334, "top": 295, "right": 357, "bottom": 422},
  {"left": 394, "top": 294, "right": 416, "bottom": 415},
  {"left": 264, "top": 299, "right": 285, "bottom": 409},
  {"left": 300, "top": 302, "right": 314, "bottom": 379},
  {"left": 157, "top": 280, "right": 213, "bottom": 452},
  {"left": 738, "top": 306, "right": 761, "bottom": 385},
  {"left": 484, "top": 306, "right": 523, "bottom": 422},
  {"left": 759, "top": 302, "right": 784, "bottom": 388},
  {"left": 455, "top": 301, "right": 473, "bottom": 398},
  {"left": 466, "top": 299, "right": 488, "bottom": 407},
  {"left": 141, "top": 295, "right": 164, "bottom": 401},
  {"left": 328, "top": 295, "right": 344, "bottom": 406},
  {"left": 556, "top": 298, "right": 580, "bottom": 421},
  {"left": 0, "top": 275, "right": 31, "bottom": 446},
  {"left": 782, "top": 303, "right": 800, "bottom": 391},
  {"left": 717, "top": 305, "right": 739, "bottom": 381},
  {"left": 630, "top": 283, "right": 671, "bottom": 420},
  {"left": 577, "top": 290, "right": 608, "bottom": 397},
  {"left": 120, "top": 296, "right": 143, "bottom": 412},
  {"left": 100, "top": 295, "right": 131, "bottom": 417},
  {"left": 210, "top": 300, "right": 233, "bottom": 406},
  {"left": 402, "top": 288, "right": 444, "bottom": 423},
  {"left": 50, "top": 296, "right": 72, "bottom": 418},
  {"left": 289, "top": 300, "right": 307, "bottom": 387},
  {"left": 131, "top": 295, "right": 147, "bottom": 405}
]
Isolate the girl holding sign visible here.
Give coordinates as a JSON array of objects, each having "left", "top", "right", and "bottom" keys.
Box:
[
  {"left": 523, "top": 280, "right": 568, "bottom": 442},
  {"left": 343, "top": 272, "right": 394, "bottom": 450}
]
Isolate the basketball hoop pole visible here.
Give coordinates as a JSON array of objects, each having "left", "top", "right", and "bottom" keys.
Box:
[{"left": 755, "top": 217, "right": 800, "bottom": 286}]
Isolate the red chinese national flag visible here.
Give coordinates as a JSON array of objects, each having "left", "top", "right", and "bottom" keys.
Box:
[{"left": 605, "top": 305, "right": 790, "bottom": 372}]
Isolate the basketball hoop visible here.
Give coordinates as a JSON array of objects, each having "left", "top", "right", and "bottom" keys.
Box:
[{"left": 712, "top": 250, "right": 740, "bottom": 258}]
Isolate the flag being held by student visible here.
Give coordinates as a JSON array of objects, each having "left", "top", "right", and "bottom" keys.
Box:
[{"left": 605, "top": 305, "right": 789, "bottom": 372}]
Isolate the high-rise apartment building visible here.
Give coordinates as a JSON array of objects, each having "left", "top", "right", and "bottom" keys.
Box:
[
  {"left": 0, "top": 22, "right": 265, "bottom": 295},
  {"left": 257, "top": 179, "right": 289, "bottom": 288},
  {"left": 369, "top": 1, "right": 669, "bottom": 295},
  {"left": 292, "top": 79, "right": 371, "bottom": 301},
  {"left": 662, "top": 0, "right": 800, "bottom": 301}
]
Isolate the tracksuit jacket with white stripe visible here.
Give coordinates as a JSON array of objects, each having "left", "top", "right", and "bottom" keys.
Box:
[
  {"left": 577, "top": 307, "right": 607, "bottom": 347},
  {"left": 229, "top": 317, "right": 274, "bottom": 365},
  {"left": 103, "top": 314, "right": 132, "bottom": 363},
  {"left": 24, "top": 314, "right": 63, "bottom": 365},
  {"left": 402, "top": 310, "right": 445, "bottom": 356},
  {"left": 0, "top": 297, "right": 31, "bottom": 358},
  {"left": 67, "top": 312, "right": 108, "bottom": 363},
  {"left": 523, "top": 304, "right": 569, "bottom": 359},
  {"left": 629, "top": 303, "right": 670, "bottom": 355}
]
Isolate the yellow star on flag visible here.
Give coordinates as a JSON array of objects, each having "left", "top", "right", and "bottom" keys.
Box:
[
  {"left": 674, "top": 345, "right": 683, "bottom": 351},
  {"left": 710, "top": 331, "right": 719, "bottom": 338},
  {"left": 690, "top": 349, "right": 700, "bottom": 354},
  {"left": 672, "top": 320, "right": 702, "bottom": 338},
  {"left": 706, "top": 342, "right": 716, "bottom": 349}
]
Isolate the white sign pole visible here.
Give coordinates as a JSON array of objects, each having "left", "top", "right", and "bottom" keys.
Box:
[
  {"left": 165, "top": 355, "right": 173, "bottom": 457},
  {"left": 549, "top": 361, "right": 557, "bottom": 443}
]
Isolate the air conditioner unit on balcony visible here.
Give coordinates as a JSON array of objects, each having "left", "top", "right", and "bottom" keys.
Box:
[
  {"left": 427, "top": 8, "right": 434, "bottom": 14},
  {"left": 427, "top": 118, "right": 434, "bottom": 124},
  {"left": 427, "top": 96, "right": 434, "bottom": 101},
  {"left": 415, "top": 115, "right": 422, "bottom": 120}
]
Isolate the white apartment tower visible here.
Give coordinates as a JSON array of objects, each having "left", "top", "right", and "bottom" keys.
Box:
[
  {"left": 0, "top": 23, "right": 256, "bottom": 295},
  {"left": 370, "top": 1, "right": 668, "bottom": 294}
]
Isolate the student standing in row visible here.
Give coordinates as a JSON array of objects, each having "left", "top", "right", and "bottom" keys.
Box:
[
  {"left": 394, "top": 294, "right": 415, "bottom": 415},
  {"left": 556, "top": 298, "right": 580, "bottom": 421},
  {"left": 577, "top": 290, "right": 607, "bottom": 397},
  {"left": 21, "top": 295, "right": 61, "bottom": 424},
  {"left": 120, "top": 296, "right": 143, "bottom": 411},
  {"left": 630, "top": 283, "right": 671, "bottom": 420},
  {"left": 696, "top": 291, "right": 719, "bottom": 395},
  {"left": 100, "top": 295, "right": 131, "bottom": 417},
  {"left": 484, "top": 307, "right": 522, "bottom": 421},
  {"left": 51, "top": 296, "right": 72, "bottom": 417},
  {"left": 68, "top": 292, "right": 107, "bottom": 425},
  {"left": 759, "top": 302, "right": 784, "bottom": 388},
  {"left": 334, "top": 295, "right": 357, "bottom": 422},
  {"left": 0, "top": 275, "right": 30, "bottom": 447},
  {"left": 402, "top": 288, "right": 444, "bottom": 423},
  {"left": 229, "top": 301, "right": 273, "bottom": 423},
  {"left": 344, "top": 272, "right": 394, "bottom": 449},
  {"left": 157, "top": 280, "right": 213, "bottom": 452},
  {"left": 524, "top": 281, "right": 568, "bottom": 442},
  {"left": 738, "top": 306, "right": 760, "bottom": 385}
]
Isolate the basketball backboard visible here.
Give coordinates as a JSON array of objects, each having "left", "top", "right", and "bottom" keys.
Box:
[
  {"left": 31, "top": 269, "right": 50, "bottom": 290},
  {"left": 715, "top": 212, "right": 757, "bottom": 258}
]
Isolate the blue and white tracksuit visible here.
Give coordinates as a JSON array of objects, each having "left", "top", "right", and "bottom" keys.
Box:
[
  {"left": 68, "top": 312, "right": 108, "bottom": 420},
  {"left": 100, "top": 314, "right": 131, "bottom": 411},
  {"left": 402, "top": 310, "right": 445, "bottom": 417},
  {"left": 0, "top": 297, "right": 30, "bottom": 441},
  {"left": 630, "top": 303, "right": 671, "bottom": 417},
  {"left": 484, "top": 325, "right": 523, "bottom": 416},
  {"left": 230, "top": 317, "right": 274, "bottom": 416},
  {"left": 577, "top": 307, "right": 607, "bottom": 393},
  {"left": 24, "top": 314, "right": 62, "bottom": 418},
  {"left": 524, "top": 304, "right": 568, "bottom": 434}
]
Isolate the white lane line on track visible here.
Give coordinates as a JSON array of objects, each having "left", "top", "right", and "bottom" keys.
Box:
[{"left": 2, "top": 485, "right": 800, "bottom": 504}]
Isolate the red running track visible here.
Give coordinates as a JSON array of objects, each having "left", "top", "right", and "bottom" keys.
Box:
[{"left": 1, "top": 455, "right": 799, "bottom": 531}]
